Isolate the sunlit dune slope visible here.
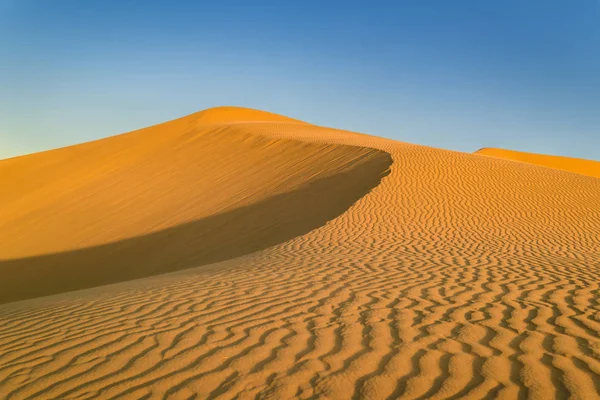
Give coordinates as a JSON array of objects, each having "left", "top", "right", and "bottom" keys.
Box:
[
  {"left": 0, "top": 107, "right": 392, "bottom": 303},
  {"left": 0, "top": 107, "right": 599, "bottom": 400},
  {"left": 476, "top": 147, "right": 600, "bottom": 178}
]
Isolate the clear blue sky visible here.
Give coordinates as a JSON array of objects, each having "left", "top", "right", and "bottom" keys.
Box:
[{"left": 1, "top": 0, "right": 599, "bottom": 160}]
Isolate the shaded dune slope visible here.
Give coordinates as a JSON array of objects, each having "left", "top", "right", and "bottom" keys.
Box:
[
  {"left": 476, "top": 147, "right": 600, "bottom": 178},
  {"left": 0, "top": 107, "right": 599, "bottom": 399},
  {"left": 0, "top": 108, "right": 392, "bottom": 303}
]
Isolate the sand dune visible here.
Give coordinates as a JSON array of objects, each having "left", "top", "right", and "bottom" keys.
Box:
[
  {"left": 0, "top": 107, "right": 599, "bottom": 399},
  {"left": 0, "top": 107, "right": 391, "bottom": 303},
  {"left": 476, "top": 147, "right": 600, "bottom": 178}
]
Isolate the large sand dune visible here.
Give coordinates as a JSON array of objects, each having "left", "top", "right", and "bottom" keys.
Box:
[
  {"left": 0, "top": 107, "right": 599, "bottom": 399},
  {"left": 0, "top": 108, "right": 391, "bottom": 303}
]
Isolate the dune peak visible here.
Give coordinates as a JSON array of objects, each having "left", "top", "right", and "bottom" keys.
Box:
[{"left": 189, "top": 106, "right": 309, "bottom": 125}]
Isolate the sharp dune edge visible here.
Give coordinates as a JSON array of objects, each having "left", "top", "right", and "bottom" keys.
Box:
[{"left": 0, "top": 107, "right": 598, "bottom": 399}]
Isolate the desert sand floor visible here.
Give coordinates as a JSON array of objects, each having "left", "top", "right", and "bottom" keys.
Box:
[{"left": 0, "top": 107, "right": 599, "bottom": 399}]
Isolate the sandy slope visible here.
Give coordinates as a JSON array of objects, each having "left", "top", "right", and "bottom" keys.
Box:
[
  {"left": 0, "top": 107, "right": 599, "bottom": 399},
  {"left": 476, "top": 147, "right": 600, "bottom": 178},
  {"left": 0, "top": 108, "right": 391, "bottom": 303}
]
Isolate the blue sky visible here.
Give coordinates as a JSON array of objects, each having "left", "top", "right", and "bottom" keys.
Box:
[{"left": 1, "top": 0, "right": 599, "bottom": 160}]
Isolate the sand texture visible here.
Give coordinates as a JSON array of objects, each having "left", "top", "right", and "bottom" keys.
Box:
[
  {"left": 476, "top": 147, "right": 600, "bottom": 179},
  {"left": 0, "top": 107, "right": 599, "bottom": 399}
]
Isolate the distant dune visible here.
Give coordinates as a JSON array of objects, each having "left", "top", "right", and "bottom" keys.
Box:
[
  {"left": 476, "top": 147, "right": 600, "bottom": 178},
  {"left": 0, "top": 107, "right": 598, "bottom": 399}
]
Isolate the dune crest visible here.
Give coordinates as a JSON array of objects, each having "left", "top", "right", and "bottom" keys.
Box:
[
  {"left": 476, "top": 147, "right": 600, "bottom": 178},
  {"left": 192, "top": 106, "right": 308, "bottom": 125},
  {"left": 0, "top": 107, "right": 599, "bottom": 399}
]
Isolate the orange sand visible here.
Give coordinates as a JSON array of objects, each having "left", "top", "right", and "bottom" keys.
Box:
[
  {"left": 476, "top": 147, "right": 600, "bottom": 178},
  {"left": 0, "top": 107, "right": 598, "bottom": 399}
]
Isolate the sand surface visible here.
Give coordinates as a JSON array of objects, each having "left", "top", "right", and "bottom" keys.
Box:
[{"left": 0, "top": 107, "right": 599, "bottom": 399}]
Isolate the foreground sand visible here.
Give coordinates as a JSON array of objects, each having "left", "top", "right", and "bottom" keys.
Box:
[{"left": 0, "top": 107, "right": 599, "bottom": 399}]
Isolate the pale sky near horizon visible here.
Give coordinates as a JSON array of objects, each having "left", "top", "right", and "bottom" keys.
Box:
[{"left": 1, "top": 1, "right": 599, "bottom": 160}]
